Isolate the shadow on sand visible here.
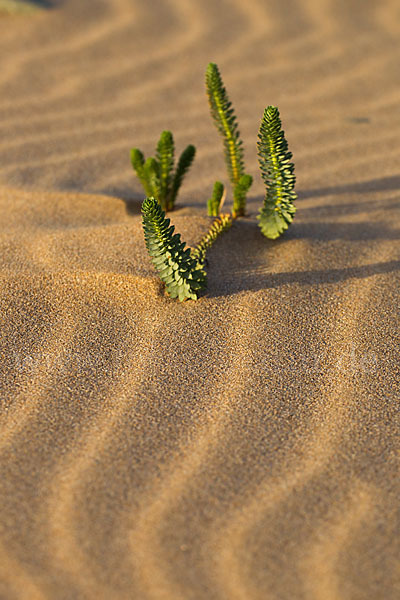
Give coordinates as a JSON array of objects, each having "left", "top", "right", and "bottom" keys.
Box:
[
  {"left": 297, "top": 175, "right": 400, "bottom": 200},
  {"left": 119, "top": 173, "right": 400, "bottom": 297},
  {"left": 205, "top": 218, "right": 400, "bottom": 297},
  {"left": 122, "top": 174, "right": 400, "bottom": 216}
]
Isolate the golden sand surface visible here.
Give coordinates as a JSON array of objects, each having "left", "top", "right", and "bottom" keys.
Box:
[{"left": 0, "top": 1, "right": 399, "bottom": 598}]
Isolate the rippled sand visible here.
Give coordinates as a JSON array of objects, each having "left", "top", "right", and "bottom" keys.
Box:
[{"left": 0, "top": 1, "right": 399, "bottom": 599}]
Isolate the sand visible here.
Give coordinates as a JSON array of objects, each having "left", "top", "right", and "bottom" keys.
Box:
[
  {"left": 0, "top": 1, "right": 399, "bottom": 598},
  {"left": 0, "top": 1, "right": 42, "bottom": 15}
]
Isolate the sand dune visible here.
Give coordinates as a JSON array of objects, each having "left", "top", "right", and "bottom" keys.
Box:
[{"left": 0, "top": 1, "right": 399, "bottom": 599}]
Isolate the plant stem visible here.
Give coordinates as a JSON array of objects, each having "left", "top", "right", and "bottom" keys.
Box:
[{"left": 191, "top": 213, "right": 233, "bottom": 266}]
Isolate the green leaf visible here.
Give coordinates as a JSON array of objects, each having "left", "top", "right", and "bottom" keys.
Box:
[
  {"left": 142, "top": 197, "right": 206, "bottom": 301},
  {"left": 130, "top": 148, "right": 153, "bottom": 196},
  {"left": 191, "top": 213, "right": 232, "bottom": 266},
  {"left": 206, "top": 63, "right": 244, "bottom": 185},
  {"left": 168, "top": 144, "right": 196, "bottom": 210},
  {"left": 206, "top": 63, "right": 252, "bottom": 213},
  {"left": 207, "top": 181, "right": 225, "bottom": 216},
  {"left": 156, "top": 131, "right": 175, "bottom": 209},
  {"left": 143, "top": 157, "right": 160, "bottom": 200},
  {"left": 233, "top": 173, "right": 253, "bottom": 217},
  {"left": 257, "top": 106, "right": 296, "bottom": 239},
  {"left": 131, "top": 136, "right": 195, "bottom": 212}
]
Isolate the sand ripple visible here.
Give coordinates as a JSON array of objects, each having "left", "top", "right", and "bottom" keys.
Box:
[{"left": 0, "top": 0, "right": 399, "bottom": 598}]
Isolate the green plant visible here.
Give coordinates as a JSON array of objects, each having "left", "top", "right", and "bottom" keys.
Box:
[
  {"left": 139, "top": 66, "right": 297, "bottom": 301},
  {"left": 142, "top": 197, "right": 233, "bottom": 301},
  {"left": 142, "top": 197, "right": 206, "bottom": 301},
  {"left": 206, "top": 62, "right": 253, "bottom": 217},
  {"left": 207, "top": 181, "right": 225, "bottom": 216},
  {"left": 257, "top": 106, "right": 297, "bottom": 239},
  {"left": 131, "top": 131, "right": 195, "bottom": 211},
  {"left": 191, "top": 213, "right": 232, "bottom": 266}
]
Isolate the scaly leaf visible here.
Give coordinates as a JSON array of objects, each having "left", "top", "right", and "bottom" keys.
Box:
[
  {"left": 233, "top": 174, "right": 253, "bottom": 218},
  {"left": 191, "top": 213, "right": 232, "bottom": 266},
  {"left": 206, "top": 63, "right": 244, "bottom": 184},
  {"left": 156, "top": 131, "right": 175, "bottom": 209},
  {"left": 142, "top": 197, "right": 206, "bottom": 301},
  {"left": 143, "top": 157, "right": 160, "bottom": 201},
  {"left": 130, "top": 148, "right": 154, "bottom": 197},
  {"left": 131, "top": 136, "right": 195, "bottom": 212},
  {"left": 207, "top": 181, "right": 225, "bottom": 216},
  {"left": 206, "top": 62, "right": 252, "bottom": 215},
  {"left": 168, "top": 144, "right": 196, "bottom": 210},
  {"left": 257, "top": 106, "right": 296, "bottom": 239}
]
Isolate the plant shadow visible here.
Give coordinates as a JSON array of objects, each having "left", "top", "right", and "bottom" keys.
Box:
[
  {"left": 206, "top": 219, "right": 400, "bottom": 298},
  {"left": 125, "top": 195, "right": 143, "bottom": 215},
  {"left": 29, "top": 0, "right": 57, "bottom": 7},
  {"left": 116, "top": 173, "right": 400, "bottom": 297},
  {"left": 297, "top": 175, "right": 400, "bottom": 199},
  {"left": 99, "top": 174, "right": 400, "bottom": 219}
]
